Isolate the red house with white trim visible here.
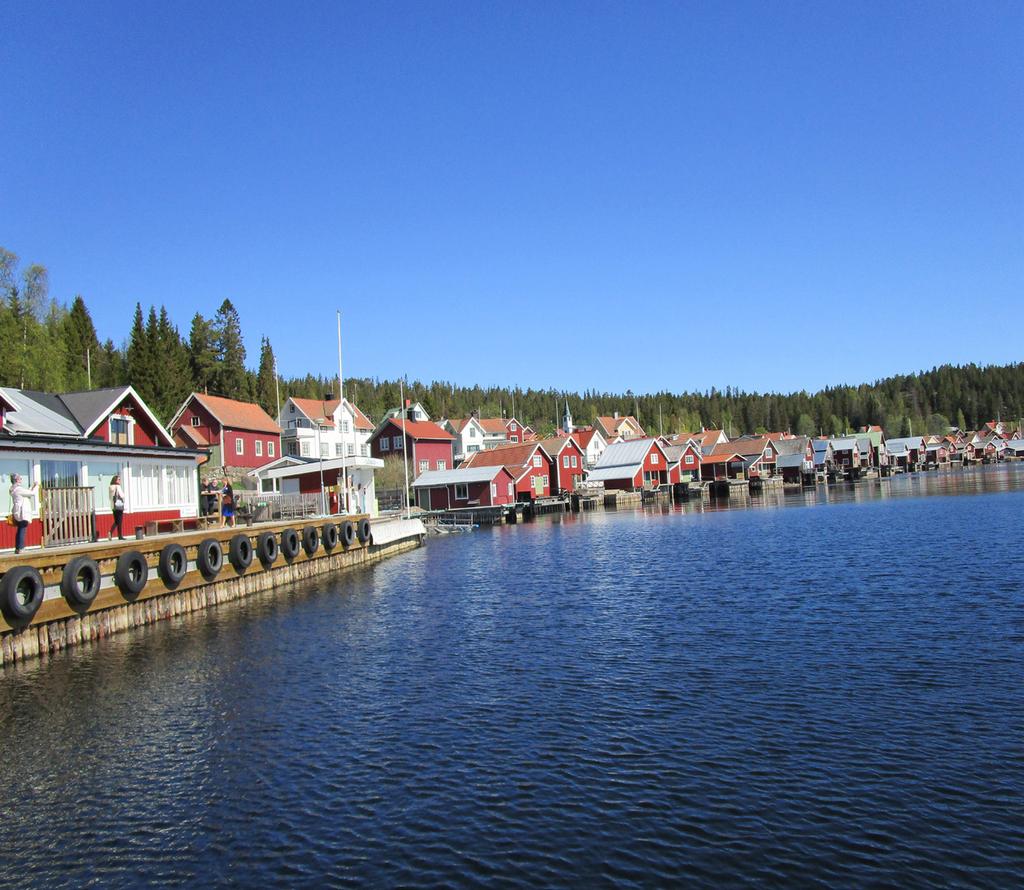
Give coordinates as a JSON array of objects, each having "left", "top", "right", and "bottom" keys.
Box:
[
  {"left": 170, "top": 393, "right": 281, "bottom": 469},
  {"left": 411, "top": 465, "right": 517, "bottom": 510},
  {"left": 587, "top": 438, "right": 670, "bottom": 490},
  {"left": 369, "top": 418, "right": 455, "bottom": 479},
  {"left": 538, "top": 436, "right": 586, "bottom": 493},
  {"left": 460, "top": 441, "right": 553, "bottom": 500},
  {"left": 0, "top": 385, "right": 202, "bottom": 551}
]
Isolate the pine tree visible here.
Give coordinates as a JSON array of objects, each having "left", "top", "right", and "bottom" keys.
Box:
[
  {"left": 63, "top": 295, "right": 101, "bottom": 390},
  {"left": 127, "top": 303, "right": 157, "bottom": 405},
  {"left": 211, "top": 299, "right": 247, "bottom": 399}
]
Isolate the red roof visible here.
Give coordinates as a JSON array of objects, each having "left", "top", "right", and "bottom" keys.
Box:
[
  {"left": 572, "top": 428, "right": 600, "bottom": 449},
  {"left": 538, "top": 436, "right": 583, "bottom": 456},
  {"left": 701, "top": 452, "right": 744, "bottom": 465},
  {"left": 461, "top": 441, "right": 547, "bottom": 470},
  {"left": 595, "top": 415, "right": 645, "bottom": 438},
  {"left": 712, "top": 437, "right": 773, "bottom": 458},
  {"left": 191, "top": 393, "right": 281, "bottom": 434},
  {"left": 176, "top": 425, "right": 209, "bottom": 447},
  {"left": 380, "top": 418, "right": 454, "bottom": 441}
]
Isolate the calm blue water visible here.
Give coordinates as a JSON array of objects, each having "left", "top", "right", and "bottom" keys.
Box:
[{"left": 1, "top": 467, "right": 1022, "bottom": 887}]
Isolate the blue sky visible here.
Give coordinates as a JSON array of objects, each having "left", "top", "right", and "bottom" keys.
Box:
[{"left": 3, "top": 1, "right": 1021, "bottom": 395}]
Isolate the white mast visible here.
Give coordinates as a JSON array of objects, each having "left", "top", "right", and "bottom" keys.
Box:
[
  {"left": 337, "top": 311, "right": 348, "bottom": 514},
  {"left": 400, "top": 378, "right": 411, "bottom": 519}
]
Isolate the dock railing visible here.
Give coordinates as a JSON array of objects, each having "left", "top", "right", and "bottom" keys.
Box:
[{"left": 233, "top": 491, "right": 323, "bottom": 522}]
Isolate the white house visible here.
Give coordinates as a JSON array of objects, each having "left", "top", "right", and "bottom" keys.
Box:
[{"left": 278, "top": 396, "right": 374, "bottom": 461}]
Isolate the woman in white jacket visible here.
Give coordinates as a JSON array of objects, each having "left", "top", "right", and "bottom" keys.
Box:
[{"left": 9, "top": 474, "right": 38, "bottom": 555}]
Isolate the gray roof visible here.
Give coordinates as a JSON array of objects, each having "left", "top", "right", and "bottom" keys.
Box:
[
  {"left": 0, "top": 387, "right": 81, "bottom": 436},
  {"left": 412, "top": 465, "right": 508, "bottom": 488},
  {"left": 886, "top": 437, "right": 924, "bottom": 454},
  {"left": 811, "top": 439, "right": 832, "bottom": 453},
  {"left": 773, "top": 436, "right": 809, "bottom": 456},
  {"left": 830, "top": 437, "right": 859, "bottom": 450},
  {"left": 59, "top": 387, "right": 132, "bottom": 432},
  {"left": 1005, "top": 439, "right": 1024, "bottom": 450},
  {"left": 587, "top": 464, "right": 639, "bottom": 482},
  {"left": 593, "top": 437, "right": 660, "bottom": 469},
  {"left": 776, "top": 453, "right": 808, "bottom": 469}
]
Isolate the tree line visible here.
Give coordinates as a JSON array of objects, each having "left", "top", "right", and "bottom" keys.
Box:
[{"left": 2, "top": 246, "right": 1022, "bottom": 437}]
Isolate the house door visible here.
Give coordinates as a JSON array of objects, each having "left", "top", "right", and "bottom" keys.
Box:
[{"left": 533, "top": 475, "right": 544, "bottom": 497}]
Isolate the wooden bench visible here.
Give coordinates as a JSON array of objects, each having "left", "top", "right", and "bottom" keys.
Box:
[{"left": 144, "top": 518, "right": 201, "bottom": 536}]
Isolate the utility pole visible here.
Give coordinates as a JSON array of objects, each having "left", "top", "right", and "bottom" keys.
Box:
[
  {"left": 86, "top": 349, "right": 92, "bottom": 389},
  {"left": 337, "top": 311, "right": 348, "bottom": 514}
]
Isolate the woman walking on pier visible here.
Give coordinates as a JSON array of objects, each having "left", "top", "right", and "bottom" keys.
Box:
[
  {"left": 108, "top": 474, "right": 125, "bottom": 540},
  {"left": 220, "top": 479, "right": 235, "bottom": 528},
  {"left": 9, "top": 474, "right": 38, "bottom": 554}
]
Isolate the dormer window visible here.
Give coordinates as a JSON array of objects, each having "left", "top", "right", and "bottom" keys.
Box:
[
  {"left": 109, "top": 415, "right": 132, "bottom": 446},
  {"left": 190, "top": 416, "right": 200, "bottom": 427},
  {"left": 510, "top": 423, "right": 517, "bottom": 432}
]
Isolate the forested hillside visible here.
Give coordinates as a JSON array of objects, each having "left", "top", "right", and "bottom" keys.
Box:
[{"left": 2, "top": 247, "right": 1021, "bottom": 437}]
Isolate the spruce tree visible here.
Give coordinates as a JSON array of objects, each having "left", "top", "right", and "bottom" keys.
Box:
[
  {"left": 255, "top": 337, "right": 278, "bottom": 418},
  {"left": 63, "top": 295, "right": 101, "bottom": 390},
  {"left": 188, "top": 313, "right": 217, "bottom": 395},
  {"left": 212, "top": 298, "right": 247, "bottom": 399},
  {"left": 127, "top": 303, "right": 157, "bottom": 405}
]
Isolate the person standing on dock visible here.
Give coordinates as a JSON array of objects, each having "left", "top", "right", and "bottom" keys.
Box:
[
  {"left": 9, "top": 474, "right": 38, "bottom": 555},
  {"left": 108, "top": 474, "right": 125, "bottom": 540},
  {"left": 221, "top": 479, "right": 235, "bottom": 528}
]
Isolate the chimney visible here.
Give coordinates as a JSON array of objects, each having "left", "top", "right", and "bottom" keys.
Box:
[
  {"left": 324, "top": 392, "right": 334, "bottom": 401},
  {"left": 405, "top": 399, "right": 411, "bottom": 408},
  {"left": 614, "top": 411, "right": 619, "bottom": 419}
]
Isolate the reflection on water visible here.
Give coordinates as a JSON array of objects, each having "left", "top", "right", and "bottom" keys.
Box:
[{"left": 1, "top": 465, "right": 1022, "bottom": 888}]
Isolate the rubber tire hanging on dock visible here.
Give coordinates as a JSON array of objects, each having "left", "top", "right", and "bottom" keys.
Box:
[
  {"left": 302, "top": 526, "right": 320, "bottom": 557},
  {"left": 280, "top": 528, "right": 300, "bottom": 562},
  {"left": 158, "top": 544, "right": 188, "bottom": 589},
  {"left": 256, "top": 531, "right": 278, "bottom": 568},
  {"left": 1, "top": 565, "right": 45, "bottom": 625},
  {"left": 196, "top": 538, "right": 224, "bottom": 580},
  {"left": 61, "top": 556, "right": 101, "bottom": 609},
  {"left": 321, "top": 522, "right": 339, "bottom": 553},
  {"left": 340, "top": 520, "right": 355, "bottom": 548},
  {"left": 228, "top": 535, "right": 253, "bottom": 574},
  {"left": 115, "top": 551, "right": 149, "bottom": 601},
  {"left": 357, "top": 518, "right": 371, "bottom": 544}
]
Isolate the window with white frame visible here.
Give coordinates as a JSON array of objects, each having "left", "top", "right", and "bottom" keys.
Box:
[
  {"left": 563, "top": 455, "right": 570, "bottom": 468},
  {"left": 348, "top": 444, "right": 355, "bottom": 456},
  {"left": 360, "top": 444, "right": 368, "bottom": 456},
  {"left": 190, "top": 416, "right": 200, "bottom": 427},
  {"left": 320, "top": 442, "right": 329, "bottom": 458},
  {"left": 685, "top": 453, "right": 694, "bottom": 465},
  {"left": 469, "top": 427, "right": 476, "bottom": 437},
  {"left": 511, "top": 435, "right": 519, "bottom": 443},
  {"left": 571, "top": 454, "right": 578, "bottom": 468},
  {"left": 87, "top": 461, "right": 121, "bottom": 511},
  {"left": 255, "top": 440, "right": 263, "bottom": 457},
  {"left": 109, "top": 416, "right": 131, "bottom": 446},
  {"left": 129, "top": 463, "right": 161, "bottom": 508},
  {"left": 455, "top": 483, "right": 469, "bottom": 500},
  {"left": 300, "top": 441, "right": 311, "bottom": 457},
  {"left": 436, "top": 460, "right": 446, "bottom": 470},
  {"left": 335, "top": 443, "right": 343, "bottom": 457},
  {"left": 381, "top": 437, "right": 390, "bottom": 451},
  {"left": 510, "top": 423, "right": 517, "bottom": 432},
  {"left": 507, "top": 482, "right": 514, "bottom": 497},
  {"left": 490, "top": 483, "right": 497, "bottom": 499},
  {"left": 0, "top": 459, "right": 32, "bottom": 516},
  {"left": 532, "top": 455, "right": 542, "bottom": 468},
  {"left": 163, "top": 465, "right": 193, "bottom": 505},
  {"left": 419, "top": 460, "right": 429, "bottom": 474},
  {"left": 342, "top": 420, "right": 350, "bottom": 433},
  {"left": 235, "top": 437, "right": 244, "bottom": 455},
  {"left": 268, "top": 441, "right": 275, "bottom": 457},
  {"left": 651, "top": 452, "right": 659, "bottom": 464},
  {"left": 393, "top": 436, "right": 404, "bottom": 450},
  {"left": 541, "top": 475, "right": 548, "bottom": 487}
]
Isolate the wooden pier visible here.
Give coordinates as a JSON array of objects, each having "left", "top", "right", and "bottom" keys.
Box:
[{"left": 0, "top": 516, "right": 425, "bottom": 666}]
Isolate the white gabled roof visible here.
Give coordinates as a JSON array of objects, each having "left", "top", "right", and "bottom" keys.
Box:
[{"left": 412, "top": 466, "right": 508, "bottom": 488}]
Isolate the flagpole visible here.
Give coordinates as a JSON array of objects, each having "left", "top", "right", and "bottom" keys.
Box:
[
  {"left": 400, "top": 378, "right": 411, "bottom": 519},
  {"left": 337, "top": 311, "right": 347, "bottom": 514}
]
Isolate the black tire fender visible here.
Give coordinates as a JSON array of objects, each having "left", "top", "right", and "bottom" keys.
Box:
[
  {"left": 229, "top": 534, "right": 253, "bottom": 574},
  {"left": 280, "top": 528, "right": 300, "bottom": 562},
  {"left": 302, "top": 525, "right": 319, "bottom": 557},
  {"left": 61, "top": 555, "right": 101, "bottom": 609},
  {"left": 357, "top": 518, "right": 371, "bottom": 544},
  {"left": 256, "top": 531, "right": 278, "bottom": 568},
  {"left": 1, "top": 565, "right": 45, "bottom": 624},
  {"left": 115, "top": 550, "right": 149, "bottom": 601},
  {"left": 321, "top": 522, "right": 339, "bottom": 553},
  {"left": 158, "top": 544, "right": 188, "bottom": 590},
  {"left": 340, "top": 520, "right": 355, "bottom": 548},
  {"left": 196, "top": 538, "right": 223, "bottom": 580}
]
